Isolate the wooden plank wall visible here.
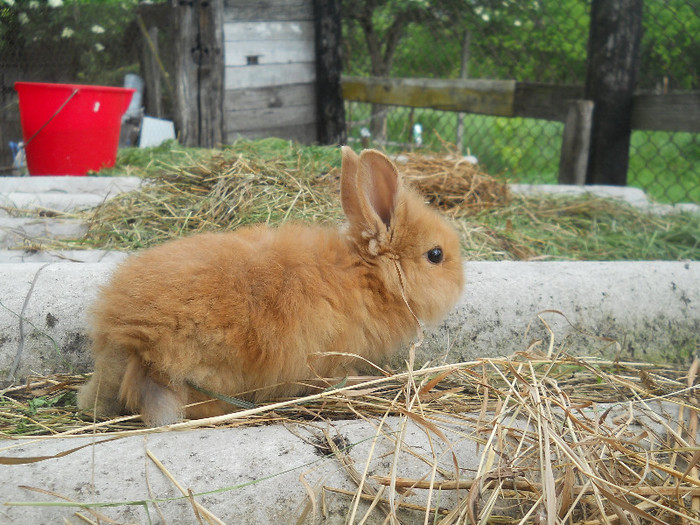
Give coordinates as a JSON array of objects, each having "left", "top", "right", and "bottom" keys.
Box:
[{"left": 223, "top": 0, "right": 317, "bottom": 143}]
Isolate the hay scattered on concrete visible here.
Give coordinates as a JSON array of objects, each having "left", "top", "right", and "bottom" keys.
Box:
[{"left": 2, "top": 349, "right": 700, "bottom": 523}]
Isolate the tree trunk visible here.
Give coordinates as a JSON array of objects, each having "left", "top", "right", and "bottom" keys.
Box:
[
  {"left": 313, "top": 0, "right": 346, "bottom": 145},
  {"left": 584, "top": 0, "right": 643, "bottom": 185},
  {"left": 369, "top": 61, "right": 390, "bottom": 141},
  {"left": 173, "top": 0, "right": 224, "bottom": 148},
  {"left": 141, "top": 25, "right": 163, "bottom": 118},
  {"left": 456, "top": 29, "right": 472, "bottom": 154}
]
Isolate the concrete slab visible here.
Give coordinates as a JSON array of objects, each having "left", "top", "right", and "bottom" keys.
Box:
[
  {"left": 0, "top": 249, "right": 129, "bottom": 264},
  {"left": 1, "top": 260, "right": 697, "bottom": 383},
  {"left": 510, "top": 183, "right": 700, "bottom": 215},
  {"left": 0, "top": 417, "right": 474, "bottom": 524},
  {"left": 0, "top": 176, "right": 142, "bottom": 194},
  {"left": 0, "top": 401, "right": 687, "bottom": 524},
  {"left": 0, "top": 176, "right": 142, "bottom": 216},
  {"left": 0, "top": 218, "right": 88, "bottom": 249},
  {"left": 418, "top": 260, "right": 699, "bottom": 368},
  {"left": 0, "top": 262, "right": 108, "bottom": 381},
  {"left": 0, "top": 193, "right": 110, "bottom": 216}
]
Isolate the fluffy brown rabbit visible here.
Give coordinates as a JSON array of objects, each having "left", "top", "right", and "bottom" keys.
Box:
[{"left": 77, "top": 147, "right": 465, "bottom": 426}]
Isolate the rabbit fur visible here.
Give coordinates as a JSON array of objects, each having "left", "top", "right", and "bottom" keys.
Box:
[{"left": 77, "top": 147, "right": 465, "bottom": 426}]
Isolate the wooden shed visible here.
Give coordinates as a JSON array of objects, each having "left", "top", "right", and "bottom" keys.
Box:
[
  {"left": 140, "top": 0, "right": 344, "bottom": 148},
  {"left": 224, "top": 1, "right": 317, "bottom": 143}
]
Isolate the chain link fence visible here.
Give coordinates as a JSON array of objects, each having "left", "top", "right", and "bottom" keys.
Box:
[
  {"left": 343, "top": 0, "right": 700, "bottom": 204},
  {"left": 1, "top": 1, "right": 697, "bottom": 203}
]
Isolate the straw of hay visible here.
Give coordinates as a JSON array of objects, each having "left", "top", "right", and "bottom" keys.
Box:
[
  {"left": 31, "top": 147, "right": 509, "bottom": 253},
  {"left": 399, "top": 152, "right": 509, "bottom": 214},
  {"left": 3, "top": 351, "right": 700, "bottom": 524}
]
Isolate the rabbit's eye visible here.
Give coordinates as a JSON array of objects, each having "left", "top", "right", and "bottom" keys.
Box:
[{"left": 426, "top": 247, "right": 444, "bottom": 264}]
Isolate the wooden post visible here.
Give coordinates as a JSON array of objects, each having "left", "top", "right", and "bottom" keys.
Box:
[
  {"left": 558, "top": 100, "right": 594, "bottom": 185},
  {"left": 313, "top": 0, "right": 346, "bottom": 145},
  {"left": 141, "top": 25, "right": 163, "bottom": 118},
  {"left": 173, "top": 0, "right": 224, "bottom": 148},
  {"left": 455, "top": 29, "right": 472, "bottom": 154},
  {"left": 584, "top": 0, "right": 643, "bottom": 186}
]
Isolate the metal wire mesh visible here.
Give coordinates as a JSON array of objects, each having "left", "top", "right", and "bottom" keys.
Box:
[
  {"left": 0, "top": 1, "right": 697, "bottom": 203},
  {"left": 343, "top": 0, "right": 699, "bottom": 204}
]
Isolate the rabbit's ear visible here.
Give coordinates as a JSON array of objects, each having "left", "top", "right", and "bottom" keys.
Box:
[
  {"left": 358, "top": 150, "right": 400, "bottom": 230},
  {"left": 341, "top": 147, "right": 400, "bottom": 233},
  {"left": 340, "top": 146, "right": 364, "bottom": 226}
]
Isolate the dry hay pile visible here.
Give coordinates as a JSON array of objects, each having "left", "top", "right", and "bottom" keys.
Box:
[
  {"left": 72, "top": 147, "right": 508, "bottom": 251},
  {"left": 398, "top": 152, "right": 509, "bottom": 214},
  {"left": 2, "top": 350, "right": 700, "bottom": 524},
  {"left": 79, "top": 151, "right": 341, "bottom": 250}
]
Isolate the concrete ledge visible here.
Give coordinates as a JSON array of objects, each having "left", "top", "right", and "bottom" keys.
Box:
[
  {"left": 420, "top": 260, "right": 699, "bottom": 368},
  {"left": 1, "top": 260, "right": 697, "bottom": 382},
  {"left": 0, "top": 193, "right": 111, "bottom": 216},
  {"left": 0, "top": 402, "right": 684, "bottom": 524},
  {"left": 510, "top": 183, "right": 700, "bottom": 215},
  {"left": 0, "top": 218, "right": 89, "bottom": 249},
  {"left": 0, "top": 176, "right": 142, "bottom": 217},
  {"left": 0, "top": 249, "right": 129, "bottom": 264},
  {"left": 0, "top": 176, "right": 142, "bottom": 194},
  {"left": 2, "top": 417, "right": 473, "bottom": 524}
]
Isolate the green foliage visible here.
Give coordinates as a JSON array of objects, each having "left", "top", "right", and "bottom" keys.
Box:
[
  {"left": 640, "top": 0, "right": 700, "bottom": 90},
  {"left": 343, "top": 0, "right": 590, "bottom": 83},
  {"left": 0, "top": 0, "right": 142, "bottom": 85},
  {"left": 348, "top": 101, "right": 699, "bottom": 204}
]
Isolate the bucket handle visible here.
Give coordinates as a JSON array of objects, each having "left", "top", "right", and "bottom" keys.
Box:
[{"left": 24, "top": 88, "right": 79, "bottom": 147}]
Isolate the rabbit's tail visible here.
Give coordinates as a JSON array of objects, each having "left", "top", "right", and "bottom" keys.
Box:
[
  {"left": 78, "top": 339, "right": 184, "bottom": 427},
  {"left": 119, "top": 354, "right": 184, "bottom": 427}
]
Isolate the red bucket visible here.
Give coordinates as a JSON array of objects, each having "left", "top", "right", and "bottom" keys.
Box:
[{"left": 14, "top": 82, "right": 135, "bottom": 176}]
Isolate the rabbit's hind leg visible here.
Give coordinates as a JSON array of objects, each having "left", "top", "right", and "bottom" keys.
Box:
[
  {"left": 120, "top": 354, "right": 185, "bottom": 427},
  {"left": 77, "top": 339, "right": 129, "bottom": 417}
]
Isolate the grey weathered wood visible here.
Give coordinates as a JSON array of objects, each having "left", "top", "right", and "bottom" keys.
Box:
[
  {"left": 313, "top": 0, "right": 345, "bottom": 145},
  {"left": 558, "top": 100, "right": 594, "bottom": 185},
  {"left": 342, "top": 77, "right": 516, "bottom": 117},
  {"left": 198, "top": 0, "right": 225, "bottom": 148},
  {"left": 173, "top": 0, "right": 224, "bottom": 148},
  {"left": 224, "top": 0, "right": 313, "bottom": 22},
  {"left": 141, "top": 25, "right": 163, "bottom": 118},
  {"left": 225, "top": 103, "right": 316, "bottom": 133},
  {"left": 173, "top": 1, "right": 198, "bottom": 146},
  {"left": 221, "top": 0, "right": 318, "bottom": 145},
  {"left": 226, "top": 63, "right": 315, "bottom": 90},
  {"left": 224, "top": 83, "right": 316, "bottom": 112},
  {"left": 631, "top": 93, "right": 700, "bottom": 133},
  {"left": 224, "top": 84, "right": 317, "bottom": 143},
  {"left": 585, "top": 0, "right": 643, "bottom": 186},
  {"left": 224, "top": 39, "right": 314, "bottom": 67},
  {"left": 513, "top": 83, "right": 584, "bottom": 121},
  {"left": 224, "top": 21, "right": 314, "bottom": 42},
  {"left": 456, "top": 29, "right": 472, "bottom": 154},
  {"left": 342, "top": 76, "right": 697, "bottom": 134},
  {"left": 226, "top": 123, "right": 317, "bottom": 143}
]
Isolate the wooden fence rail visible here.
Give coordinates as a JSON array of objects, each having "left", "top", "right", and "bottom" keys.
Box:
[{"left": 342, "top": 76, "right": 700, "bottom": 184}]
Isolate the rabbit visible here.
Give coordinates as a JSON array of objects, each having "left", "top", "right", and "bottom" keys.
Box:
[{"left": 77, "top": 147, "right": 465, "bottom": 426}]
